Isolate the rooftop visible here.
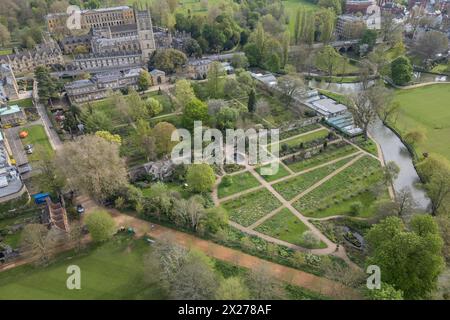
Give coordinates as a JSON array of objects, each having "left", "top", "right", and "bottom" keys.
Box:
[{"left": 0, "top": 105, "right": 21, "bottom": 116}]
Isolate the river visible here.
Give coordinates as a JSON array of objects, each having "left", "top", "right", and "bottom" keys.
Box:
[{"left": 369, "top": 118, "right": 431, "bottom": 211}]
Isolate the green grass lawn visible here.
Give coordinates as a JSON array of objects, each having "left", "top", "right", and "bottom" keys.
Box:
[
  {"left": 285, "top": 143, "right": 358, "bottom": 173},
  {"left": 351, "top": 136, "right": 378, "bottom": 156},
  {"left": 0, "top": 48, "right": 12, "bottom": 55},
  {"left": 255, "top": 208, "right": 326, "bottom": 249},
  {"left": 280, "top": 124, "right": 322, "bottom": 140},
  {"left": 278, "top": 129, "right": 329, "bottom": 147},
  {"left": 256, "top": 162, "right": 291, "bottom": 182},
  {"left": 293, "top": 156, "right": 386, "bottom": 218},
  {"left": 222, "top": 189, "right": 282, "bottom": 227},
  {"left": 274, "top": 156, "right": 356, "bottom": 201},
  {"left": 0, "top": 236, "right": 167, "bottom": 300},
  {"left": 9, "top": 98, "right": 33, "bottom": 108},
  {"left": 218, "top": 171, "right": 261, "bottom": 198},
  {"left": 391, "top": 84, "right": 450, "bottom": 162},
  {"left": 21, "top": 125, "right": 53, "bottom": 162}
]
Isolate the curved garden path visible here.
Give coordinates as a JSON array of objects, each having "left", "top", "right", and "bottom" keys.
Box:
[{"left": 212, "top": 125, "right": 392, "bottom": 269}]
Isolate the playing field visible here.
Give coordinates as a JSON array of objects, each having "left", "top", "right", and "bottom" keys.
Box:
[
  {"left": 0, "top": 237, "right": 165, "bottom": 300},
  {"left": 392, "top": 84, "right": 450, "bottom": 162}
]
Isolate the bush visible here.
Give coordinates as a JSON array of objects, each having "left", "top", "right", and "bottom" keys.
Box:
[
  {"left": 350, "top": 201, "right": 363, "bottom": 216},
  {"left": 221, "top": 176, "right": 233, "bottom": 187},
  {"left": 85, "top": 210, "right": 116, "bottom": 242}
]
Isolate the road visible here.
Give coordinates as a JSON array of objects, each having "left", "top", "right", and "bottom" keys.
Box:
[{"left": 3, "top": 125, "right": 28, "bottom": 166}]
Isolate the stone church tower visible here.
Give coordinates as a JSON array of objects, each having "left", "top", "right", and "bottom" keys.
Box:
[{"left": 135, "top": 6, "right": 156, "bottom": 63}]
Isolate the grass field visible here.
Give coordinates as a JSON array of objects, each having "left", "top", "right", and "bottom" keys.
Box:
[
  {"left": 222, "top": 189, "right": 282, "bottom": 227},
  {"left": 255, "top": 208, "right": 326, "bottom": 249},
  {"left": 218, "top": 171, "right": 260, "bottom": 198},
  {"left": 9, "top": 98, "right": 33, "bottom": 108},
  {"left": 277, "top": 129, "right": 329, "bottom": 148},
  {"left": 22, "top": 125, "right": 53, "bottom": 162},
  {"left": 0, "top": 236, "right": 166, "bottom": 300},
  {"left": 392, "top": 84, "right": 450, "bottom": 162}
]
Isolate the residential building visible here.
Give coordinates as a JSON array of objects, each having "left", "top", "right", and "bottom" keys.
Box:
[
  {"left": 0, "top": 131, "right": 26, "bottom": 203},
  {"left": 0, "top": 64, "right": 19, "bottom": 102},
  {"left": 345, "top": 0, "right": 376, "bottom": 13},
  {"left": 187, "top": 58, "right": 213, "bottom": 79},
  {"left": 336, "top": 14, "right": 381, "bottom": 39},
  {"left": 0, "top": 105, "right": 26, "bottom": 125},
  {"left": 149, "top": 69, "right": 166, "bottom": 85},
  {"left": 0, "top": 39, "right": 64, "bottom": 75},
  {"left": 65, "top": 67, "right": 144, "bottom": 103}
]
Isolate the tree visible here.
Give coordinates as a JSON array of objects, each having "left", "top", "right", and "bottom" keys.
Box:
[
  {"left": 347, "top": 92, "right": 377, "bottom": 140},
  {"left": 81, "top": 108, "right": 113, "bottom": 133},
  {"left": 436, "top": 216, "right": 450, "bottom": 263},
  {"left": 137, "top": 70, "right": 152, "bottom": 91},
  {"left": 184, "top": 38, "right": 202, "bottom": 58},
  {"left": 231, "top": 54, "right": 249, "bottom": 69},
  {"left": 315, "top": 46, "right": 341, "bottom": 79},
  {"left": 366, "top": 216, "right": 444, "bottom": 299},
  {"left": 404, "top": 129, "right": 426, "bottom": 146},
  {"left": 84, "top": 210, "right": 116, "bottom": 242},
  {"left": 316, "top": 8, "right": 335, "bottom": 43},
  {"left": 394, "top": 187, "right": 416, "bottom": 219},
  {"left": 171, "top": 250, "right": 218, "bottom": 299},
  {"left": 56, "top": 135, "right": 128, "bottom": 201},
  {"left": 182, "top": 98, "right": 209, "bottom": 130},
  {"left": 133, "top": 118, "right": 156, "bottom": 161},
  {"left": 247, "top": 89, "right": 256, "bottom": 113},
  {"left": 318, "top": 0, "right": 342, "bottom": 15},
  {"left": 145, "top": 97, "right": 163, "bottom": 117},
  {"left": 247, "top": 264, "right": 284, "bottom": 299},
  {"left": 277, "top": 75, "right": 305, "bottom": 108},
  {"left": 383, "top": 161, "right": 399, "bottom": 185},
  {"left": 173, "top": 195, "right": 205, "bottom": 231},
  {"left": 427, "top": 169, "right": 450, "bottom": 215},
  {"left": 152, "top": 121, "right": 177, "bottom": 156},
  {"left": 186, "top": 163, "right": 216, "bottom": 193},
  {"left": 416, "top": 154, "right": 450, "bottom": 183},
  {"left": 379, "top": 101, "right": 400, "bottom": 124},
  {"left": 20, "top": 224, "right": 61, "bottom": 266},
  {"left": 206, "top": 61, "right": 226, "bottom": 99},
  {"left": 109, "top": 91, "right": 131, "bottom": 124},
  {"left": 366, "top": 283, "right": 404, "bottom": 300},
  {"left": 412, "top": 30, "right": 449, "bottom": 62},
  {"left": 215, "top": 106, "right": 239, "bottom": 130},
  {"left": 33, "top": 146, "right": 65, "bottom": 196},
  {"left": 216, "top": 277, "right": 250, "bottom": 300},
  {"left": 35, "top": 66, "right": 61, "bottom": 103},
  {"left": 68, "top": 221, "right": 85, "bottom": 253},
  {"left": 360, "top": 29, "right": 377, "bottom": 52},
  {"left": 0, "top": 23, "right": 11, "bottom": 47},
  {"left": 175, "top": 79, "right": 196, "bottom": 109},
  {"left": 153, "top": 49, "right": 187, "bottom": 74},
  {"left": 128, "top": 90, "right": 149, "bottom": 121},
  {"left": 391, "top": 56, "right": 413, "bottom": 85},
  {"left": 204, "top": 206, "right": 228, "bottom": 234}
]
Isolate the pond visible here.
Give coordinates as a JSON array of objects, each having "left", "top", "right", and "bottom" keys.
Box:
[{"left": 369, "top": 118, "right": 430, "bottom": 211}]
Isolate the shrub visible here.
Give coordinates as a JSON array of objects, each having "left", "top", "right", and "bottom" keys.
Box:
[{"left": 350, "top": 201, "right": 363, "bottom": 216}]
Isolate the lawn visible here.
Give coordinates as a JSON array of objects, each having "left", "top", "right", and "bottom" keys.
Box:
[
  {"left": 0, "top": 236, "right": 166, "bottom": 300},
  {"left": 351, "top": 136, "right": 378, "bottom": 156},
  {"left": 280, "top": 124, "right": 322, "bottom": 140},
  {"left": 222, "top": 189, "right": 282, "bottom": 227},
  {"left": 283, "top": 0, "right": 318, "bottom": 34},
  {"left": 0, "top": 48, "right": 12, "bottom": 55},
  {"left": 21, "top": 125, "right": 53, "bottom": 162},
  {"left": 256, "top": 162, "right": 291, "bottom": 182},
  {"left": 273, "top": 156, "right": 356, "bottom": 201},
  {"left": 391, "top": 84, "right": 450, "bottom": 162},
  {"left": 255, "top": 208, "right": 326, "bottom": 249},
  {"left": 293, "top": 156, "right": 386, "bottom": 218},
  {"left": 218, "top": 171, "right": 261, "bottom": 198},
  {"left": 9, "top": 98, "right": 33, "bottom": 108},
  {"left": 285, "top": 143, "right": 358, "bottom": 173},
  {"left": 277, "top": 129, "right": 329, "bottom": 148}
]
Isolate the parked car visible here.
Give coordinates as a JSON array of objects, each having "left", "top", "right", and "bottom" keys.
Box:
[
  {"left": 76, "top": 204, "right": 85, "bottom": 214},
  {"left": 25, "top": 148, "right": 33, "bottom": 154},
  {"left": 24, "top": 144, "right": 33, "bottom": 150}
]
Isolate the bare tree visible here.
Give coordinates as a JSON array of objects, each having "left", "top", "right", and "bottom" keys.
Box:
[
  {"left": 20, "top": 224, "right": 63, "bottom": 266},
  {"left": 247, "top": 264, "right": 284, "bottom": 299},
  {"left": 347, "top": 92, "right": 377, "bottom": 140},
  {"left": 172, "top": 195, "right": 206, "bottom": 232},
  {"left": 427, "top": 170, "right": 450, "bottom": 216},
  {"left": 56, "top": 135, "right": 128, "bottom": 202},
  {"left": 412, "top": 30, "right": 449, "bottom": 61},
  {"left": 395, "top": 187, "right": 416, "bottom": 219},
  {"left": 277, "top": 75, "right": 305, "bottom": 108}
]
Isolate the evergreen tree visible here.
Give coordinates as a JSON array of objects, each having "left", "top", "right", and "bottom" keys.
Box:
[{"left": 247, "top": 89, "right": 256, "bottom": 113}]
